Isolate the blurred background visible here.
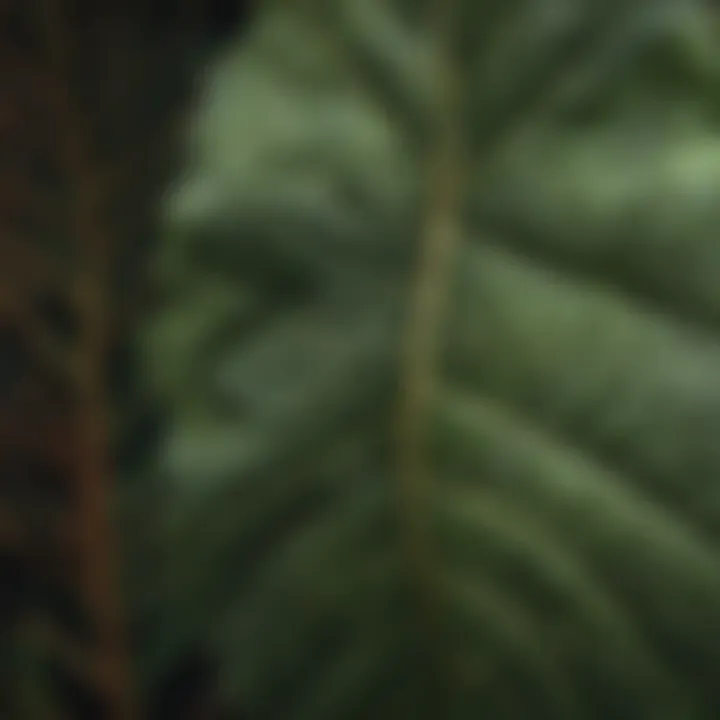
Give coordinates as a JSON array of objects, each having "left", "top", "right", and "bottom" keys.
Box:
[{"left": 3, "top": 0, "right": 720, "bottom": 717}]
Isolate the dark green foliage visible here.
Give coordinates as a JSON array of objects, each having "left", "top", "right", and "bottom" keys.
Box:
[{"left": 126, "top": 0, "right": 720, "bottom": 717}]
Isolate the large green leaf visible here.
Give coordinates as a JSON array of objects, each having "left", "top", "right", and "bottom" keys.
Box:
[{"left": 130, "top": 0, "right": 720, "bottom": 717}]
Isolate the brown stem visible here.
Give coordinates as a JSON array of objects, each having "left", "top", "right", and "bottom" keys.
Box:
[{"left": 37, "top": 2, "right": 139, "bottom": 718}]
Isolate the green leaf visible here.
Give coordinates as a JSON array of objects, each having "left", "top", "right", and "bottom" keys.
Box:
[{"left": 127, "top": 0, "right": 720, "bottom": 717}]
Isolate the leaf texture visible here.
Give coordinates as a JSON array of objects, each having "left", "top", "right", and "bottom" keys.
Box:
[{"left": 130, "top": 0, "right": 720, "bottom": 717}]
